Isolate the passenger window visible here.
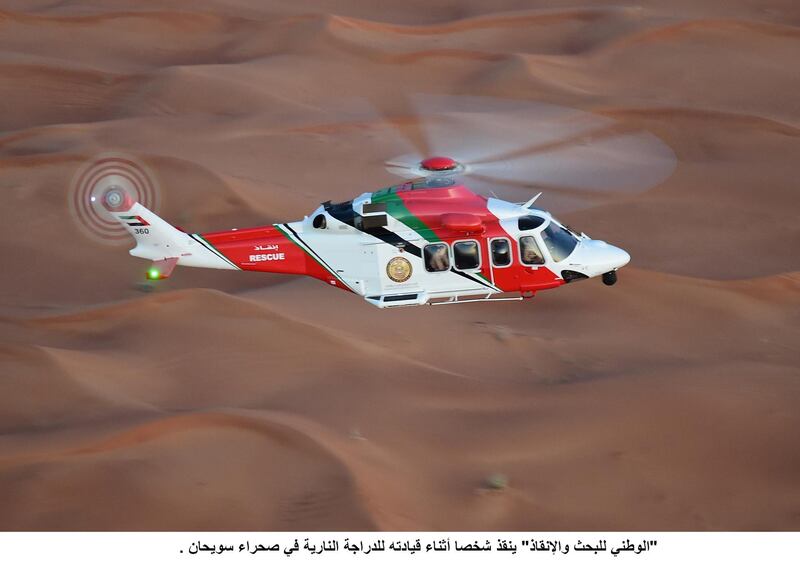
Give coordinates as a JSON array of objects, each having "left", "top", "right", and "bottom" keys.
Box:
[
  {"left": 453, "top": 241, "right": 480, "bottom": 270},
  {"left": 520, "top": 235, "right": 545, "bottom": 265},
  {"left": 424, "top": 243, "right": 450, "bottom": 272},
  {"left": 312, "top": 214, "right": 326, "bottom": 229},
  {"left": 491, "top": 239, "right": 511, "bottom": 267}
]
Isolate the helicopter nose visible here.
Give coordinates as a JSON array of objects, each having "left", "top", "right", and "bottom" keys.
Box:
[
  {"left": 608, "top": 245, "right": 631, "bottom": 270},
  {"left": 567, "top": 240, "right": 630, "bottom": 278},
  {"left": 584, "top": 240, "right": 630, "bottom": 270},
  {"left": 561, "top": 239, "right": 631, "bottom": 284}
]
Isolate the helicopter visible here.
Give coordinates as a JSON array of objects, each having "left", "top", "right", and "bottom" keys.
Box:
[{"left": 100, "top": 153, "right": 630, "bottom": 308}]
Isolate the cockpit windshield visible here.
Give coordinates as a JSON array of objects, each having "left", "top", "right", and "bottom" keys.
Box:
[{"left": 541, "top": 222, "right": 578, "bottom": 262}]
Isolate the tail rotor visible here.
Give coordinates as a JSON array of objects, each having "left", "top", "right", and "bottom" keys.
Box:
[{"left": 68, "top": 153, "right": 161, "bottom": 245}]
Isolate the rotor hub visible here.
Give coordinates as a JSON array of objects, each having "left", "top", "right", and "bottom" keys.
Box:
[{"left": 420, "top": 156, "right": 459, "bottom": 172}]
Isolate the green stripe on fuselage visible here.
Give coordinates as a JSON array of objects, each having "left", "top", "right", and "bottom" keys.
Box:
[{"left": 370, "top": 188, "right": 440, "bottom": 243}]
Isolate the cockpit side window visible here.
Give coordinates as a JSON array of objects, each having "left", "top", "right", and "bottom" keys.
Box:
[
  {"left": 312, "top": 214, "right": 326, "bottom": 229},
  {"left": 424, "top": 243, "right": 450, "bottom": 272},
  {"left": 519, "top": 236, "right": 545, "bottom": 265},
  {"left": 541, "top": 223, "right": 578, "bottom": 262}
]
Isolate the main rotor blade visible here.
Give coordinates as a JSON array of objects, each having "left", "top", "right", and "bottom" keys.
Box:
[{"left": 476, "top": 130, "right": 676, "bottom": 193}]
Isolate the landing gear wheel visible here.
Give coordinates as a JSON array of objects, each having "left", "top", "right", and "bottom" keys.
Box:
[{"left": 602, "top": 271, "right": 617, "bottom": 286}]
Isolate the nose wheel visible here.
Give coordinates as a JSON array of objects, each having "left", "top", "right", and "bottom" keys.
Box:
[{"left": 602, "top": 271, "right": 618, "bottom": 286}]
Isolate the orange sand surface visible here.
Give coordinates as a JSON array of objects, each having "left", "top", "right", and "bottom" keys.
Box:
[{"left": 0, "top": 0, "right": 798, "bottom": 530}]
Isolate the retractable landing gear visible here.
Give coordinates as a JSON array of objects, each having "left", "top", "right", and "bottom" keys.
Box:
[{"left": 602, "top": 271, "right": 618, "bottom": 286}]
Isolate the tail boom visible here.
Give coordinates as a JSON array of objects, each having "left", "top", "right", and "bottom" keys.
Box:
[{"left": 103, "top": 188, "right": 348, "bottom": 290}]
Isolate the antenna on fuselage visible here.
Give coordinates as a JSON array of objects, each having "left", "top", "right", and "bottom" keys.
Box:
[{"left": 521, "top": 192, "right": 542, "bottom": 208}]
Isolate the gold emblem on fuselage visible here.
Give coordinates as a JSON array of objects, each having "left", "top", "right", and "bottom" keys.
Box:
[{"left": 386, "top": 256, "right": 412, "bottom": 283}]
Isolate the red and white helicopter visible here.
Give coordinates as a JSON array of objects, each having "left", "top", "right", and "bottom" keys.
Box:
[{"left": 99, "top": 152, "right": 630, "bottom": 308}]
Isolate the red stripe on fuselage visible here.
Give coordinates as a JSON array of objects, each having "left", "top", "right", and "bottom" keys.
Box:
[{"left": 201, "top": 225, "right": 347, "bottom": 290}]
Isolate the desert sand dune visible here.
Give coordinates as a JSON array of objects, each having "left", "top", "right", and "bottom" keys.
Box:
[{"left": 0, "top": 0, "right": 798, "bottom": 530}]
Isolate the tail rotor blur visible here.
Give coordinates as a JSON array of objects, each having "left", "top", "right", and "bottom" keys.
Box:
[{"left": 68, "top": 153, "right": 161, "bottom": 245}]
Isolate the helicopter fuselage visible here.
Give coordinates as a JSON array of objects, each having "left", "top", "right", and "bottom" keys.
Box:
[{"left": 195, "top": 179, "right": 630, "bottom": 308}]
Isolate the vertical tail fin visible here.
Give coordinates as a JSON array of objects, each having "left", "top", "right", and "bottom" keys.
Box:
[
  {"left": 101, "top": 187, "right": 238, "bottom": 271},
  {"left": 112, "top": 202, "right": 188, "bottom": 261}
]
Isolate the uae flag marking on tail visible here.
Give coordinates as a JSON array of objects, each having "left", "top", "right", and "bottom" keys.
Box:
[{"left": 120, "top": 215, "right": 150, "bottom": 227}]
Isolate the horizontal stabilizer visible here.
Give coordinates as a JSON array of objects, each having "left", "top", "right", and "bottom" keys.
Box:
[{"left": 146, "top": 257, "right": 179, "bottom": 280}]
